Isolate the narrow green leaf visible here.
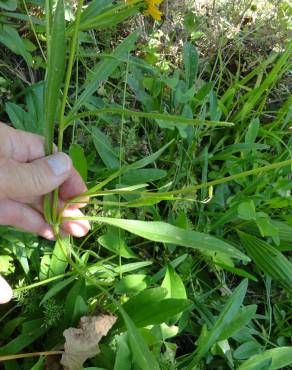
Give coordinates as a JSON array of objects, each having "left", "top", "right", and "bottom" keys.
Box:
[
  {"left": 183, "top": 42, "right": 198, "bottom": 88},
  {"left": 68, "top": 32, "right": 138, "bottom": 119},
  {"left": 40, "top": 276, "right": 75, "bottom": 306},
  {"left": 218, "top": 305, "right": 257, "bottom": 341},
  {"left": 84, "top": 217, "right": 249, "bottom": 261},
  {"left": 239, "top": 232, "right": 292, "bottom": 293},
  {"left": 237, "top": 347, "right": 292, "bottom": 370},
  {"left": 188, "top": 279, "right": 248, "bottom": 367},
  {"left": 44, "top": 0, "right": 66, "bottom": 154}
]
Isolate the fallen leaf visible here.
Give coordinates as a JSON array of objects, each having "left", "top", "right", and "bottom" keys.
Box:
[{"left": 60, "top": 314, "right": 117, "bottom": 370}]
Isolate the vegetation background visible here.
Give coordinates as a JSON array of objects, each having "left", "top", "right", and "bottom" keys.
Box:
[{"left": 0, "top": 0, "right": 291, "bottom": 369}]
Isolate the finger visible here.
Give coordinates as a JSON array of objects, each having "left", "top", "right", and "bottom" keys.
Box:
[
  {"left": 0, "top": 122, "right": 57, "bottom": 162},
  {"left": 0, "top": 153, "right": 72, "bottom": 200},
  {"left": 0, "top": 276, "right": 13, "bottom": 304},
  {"left": 30, "top": 199, "right": 90, "bottom": 238},
  {"left": 59, "top": 168, "right": 89, "bottom": 209},
  {"left": 61, "top": 208, "right": 90, "bottom": 238},
  {"left": 0, "top": 199, "right": 55, "bottom": 240}
]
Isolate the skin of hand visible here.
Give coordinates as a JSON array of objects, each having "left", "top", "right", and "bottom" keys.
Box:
[{"left": 0, "top": 122, "right": 90, "bottom": 304}]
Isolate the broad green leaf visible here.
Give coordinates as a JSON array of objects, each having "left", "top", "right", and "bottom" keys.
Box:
[
  {"left": 64, "top": 279, "right": 88, "bottom": 326},
  {"left": 118, "top": 306, "right": 160, "bottom": 370},
  {"left": 86, "top": 217, "right": 249, "bottom": 261},
  {"left": 234, "top": 340, "right": 262, "bottom": 360},
  {"left": 256, "top": 215, "right": 279, "bottom": 238},
  {"left": 188, "top": 279, "right": 248, "bottom": 367},
  {"left": 239, "top": 232, "right": 292, "bottom": 293},
  {"left": 114, "top": 334, "right": 132, "bottom": 370},
  {"left": 237, "top": 346, "right": 292, "bottom": 370},
  {"left": 98, "top": 227, "right": 137, "bottom": 258},
  {"left": 115, "top": 288, "right": 191, "bottom": 330},
  {"left": 69, "top": 143, "right": 88, "bottom": 181},
  {"left": 92, "top": 126, "right": 119, "bottom": 169},
  {"left": 162, "top": 265, "right": 187, "bottom": 299},
  {"left": 238, "top": 201, "right": 257, "bottom": 221},
  {"left": 115, "top": 274, "right": 148, "bottom": 294},
  {"left": 5, "top": 103, "right": 27, "bottom": 131},
  {"left": 48, "top": 238, "right": 69, "bottom": 277},
  {"left": 0, "top": 25, "right": 32, "bottom": 66}
]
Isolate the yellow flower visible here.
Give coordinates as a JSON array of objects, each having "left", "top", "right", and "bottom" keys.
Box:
[
  {"left": 145, "top": 0, "right": 163, "bottom": 21},
  {"left": 126, "top": 0, "right": 163, "bottom": 21}
]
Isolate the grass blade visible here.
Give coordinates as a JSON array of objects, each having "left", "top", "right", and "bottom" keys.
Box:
[
  {"left": 188, "top": 279, "right": 248, "bottom": 368},
  {"left": 67, "top": 32, "right": 138, "bottom": 120}
]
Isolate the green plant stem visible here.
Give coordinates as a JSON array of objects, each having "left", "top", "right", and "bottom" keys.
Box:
[
  {"left": 0, "top": 351, "right": 63, "bottom": 362},
  {"left": 64, "top": 108, "right": 235, "bottom": 129},
  {"left": 65, "top": 159, "right": 292, "bottom": 204},
  {"left": 52, "top": 0, "right": 84, "bottom": 224}
]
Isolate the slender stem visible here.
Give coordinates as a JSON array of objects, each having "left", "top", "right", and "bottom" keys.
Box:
[
  {"left": 13, "top": 272, "right": 73, "bottom": 293},
  {"left": 65, "top": 159, "right": 292, "bottom": 204},
  {"left": 0, "top": 351, "right": 63, "bottom": 362},
  {"left": 52, "top": 0, "right": 84, "bottom": 223},
  {"left": 22, "top": 0, "right": 46, "bottom": 62},
  {"left": 65, "top": 108, "right": 235, "bottom": 128},
  {"left": 118, "top": 53, "right": 130, "bottom": 278}
]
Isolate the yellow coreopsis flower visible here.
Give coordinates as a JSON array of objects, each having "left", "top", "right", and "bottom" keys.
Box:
[
  {"left": 144, "top": 0, "right": 163, "bottom": 21},
  {"left": 126, "top": 0, "right": 163, "bottom": 21}
]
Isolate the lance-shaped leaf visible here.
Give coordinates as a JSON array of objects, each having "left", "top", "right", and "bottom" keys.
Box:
[
  {"left": 44, "top": 0, "right": 66, "bottom": 154},
  {"left": 82, "top": 217, "right": 249, "bottom": 261}
]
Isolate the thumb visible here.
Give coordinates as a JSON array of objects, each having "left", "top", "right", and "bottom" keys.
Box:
[
  {"left": 0, "top": 275, "right": 13, "bottom": 304},
  {"left": 0, "top": 153, "right": 72, "bottom": 199}
]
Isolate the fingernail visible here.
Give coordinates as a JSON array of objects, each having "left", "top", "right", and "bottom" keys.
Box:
[{"left": 46, "top": 153, "right": 71, "bottom": 176}]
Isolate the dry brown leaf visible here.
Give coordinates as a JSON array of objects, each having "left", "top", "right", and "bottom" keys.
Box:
[{"left": 60, "top": 314, "right": 117, "bottom": 370}]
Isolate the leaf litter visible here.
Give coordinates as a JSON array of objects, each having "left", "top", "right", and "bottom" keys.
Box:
[{"left": 60, "top": 314, "right": 117, "bottom": 370}]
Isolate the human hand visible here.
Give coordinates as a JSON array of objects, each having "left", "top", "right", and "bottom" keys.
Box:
[{"left": 0, "top": 122, "right": 90, "bottom": 303}]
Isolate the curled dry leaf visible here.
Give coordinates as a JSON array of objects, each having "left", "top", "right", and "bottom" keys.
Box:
[{"left": 60, "top": 314, "right": 117, "bottom": 370}]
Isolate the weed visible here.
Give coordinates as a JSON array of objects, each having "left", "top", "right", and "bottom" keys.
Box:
[{"left": 0, "top": 1, "right": 291, "bottom": 369}]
